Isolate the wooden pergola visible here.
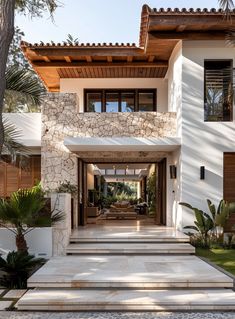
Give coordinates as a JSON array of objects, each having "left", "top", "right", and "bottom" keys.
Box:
[{"left": 21, "top": 5, "right": 234, "bottom": 92}]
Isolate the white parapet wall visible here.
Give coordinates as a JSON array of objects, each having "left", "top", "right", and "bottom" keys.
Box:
[
  {"left": 0, "top": 227, "right": 52, "bottom": 258},
  {"left": 3, "top": 113, "right": 41, "bottom": 148}
]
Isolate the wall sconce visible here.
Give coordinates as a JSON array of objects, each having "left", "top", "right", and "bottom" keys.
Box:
[
  {"left": 200, "top": 166, "right": 205, "bottom": 180},
  {"left": 170, "top": 165, "right": 177, "bottom": 179}
]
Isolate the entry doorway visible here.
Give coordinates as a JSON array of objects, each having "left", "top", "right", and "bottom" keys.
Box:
[{"left": 76, "top": 159, "right": 167, "bottom": 227}]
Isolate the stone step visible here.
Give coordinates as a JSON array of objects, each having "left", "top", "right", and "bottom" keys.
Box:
[
  {"left": 66, "top": 242, "right": 195, "bottom": 255},
  {"left": 27, "top": 255, "right": 233, "bottom": 289},
  {"left": 17, "top": 288, "right": 235, "bottom": 311},
  {"left": 69, "top": 226, "right": 190, "bottom": 243}
]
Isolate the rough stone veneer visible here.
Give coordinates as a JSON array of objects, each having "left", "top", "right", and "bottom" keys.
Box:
[
  {"left": 42, "top": 93, "right": 176, "bottom": 190},
  {"left": 42, "top": 93, "right": 176, "bottom": 254}
]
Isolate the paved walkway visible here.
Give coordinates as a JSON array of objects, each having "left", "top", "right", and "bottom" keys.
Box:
[{"left": 1, "top": 311, "right": 235, "bottom": 318}]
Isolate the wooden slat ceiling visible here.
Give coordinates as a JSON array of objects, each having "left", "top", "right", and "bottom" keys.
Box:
[{"left": 21, "top": 5, "right": 234, "bottom": 92}]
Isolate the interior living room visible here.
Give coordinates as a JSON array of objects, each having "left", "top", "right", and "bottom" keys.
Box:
[{"left": 83, "top": 162, "right": 164, "bottom": 226}]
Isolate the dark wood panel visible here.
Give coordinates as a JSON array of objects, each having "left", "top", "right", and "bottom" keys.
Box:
[{"left": 224, "top": 153, "right": 235, "bottom": 202}]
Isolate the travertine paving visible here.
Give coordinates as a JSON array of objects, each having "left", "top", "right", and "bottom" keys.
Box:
[
  {"left": 66, "top": 242, "right": 195, "bottom": 254},
  {"left": 17, "top": 225, "right": 235, "bottom": 311},
  {"left": 17, "top": 288, "right": 235, "bottom": 311},
  {"left": 2, "top": 312, "right": 235, "bottom": 318},
  {"left": 27, "top": 255, "right": 233, "bottom": 288},
  {"left": 70, "top": 226, "right": 189, "bottom": 242}
]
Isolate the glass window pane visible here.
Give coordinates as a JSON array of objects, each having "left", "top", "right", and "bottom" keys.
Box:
[
  {"left": 106, "top": 92, "right": 119, "bottom": 112},
  {"left": 116, "top": 169, "right": 125, "bottom": 175},
  {"left": 86, "top": 92, "right": 102, "bottom": 112},
  {"left": 138, "top": 92, "right": 155, "bottom": 111},
  {"left": 204, "top": 60, "right": 233, "bottom": 121},
  {"left": 121, "top": 92, "right": 135, "bottom": 112},
  {"left": 106, "top": 169, "right": 115, "bottom": 175}
]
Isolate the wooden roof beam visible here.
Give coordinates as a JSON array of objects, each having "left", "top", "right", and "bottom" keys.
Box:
[
  {"left": 107, "top": 56, "right": 112, "bottom": 62},
  {"left": 148, "top": 14, "right": 232, "bottom": 30},
  {"left": 86, "top": 56, "right": 92, "bottom": 62},
  {"left": 176, "top": 25, "right": 186, "bottom": 32},
  {"left": 148, "top": 55, "right": 155, "bottom": 62},
  {"left": 33, "top": 61, "right": 168, "bottom": 68},
  {"left": 127, "top": 56, "right": 133, "bottom": 62},
  {"left": 64, "top": 56, "right": 72, "bottom": 62},
  {"left": 28, "top": 47, "right": 145, "bottom": 57},
  {"left": 43, "top": 56, "right": 51, "bottom": 62},
  {"left": 149, "top": 31, "right": 226, "bottom": 40}
]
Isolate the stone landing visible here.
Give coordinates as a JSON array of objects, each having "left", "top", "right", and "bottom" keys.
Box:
[{"left": 18, "top": 226, "right": 235, "bottom": 311}]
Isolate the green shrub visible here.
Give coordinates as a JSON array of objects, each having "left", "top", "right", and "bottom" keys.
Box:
[{"left": 0, "top": 251, "right": 45, "bottom": 289}]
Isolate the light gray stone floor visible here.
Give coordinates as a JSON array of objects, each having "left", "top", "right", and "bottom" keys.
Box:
[{"left": 1, "top": 312, "right": 235, "bottom": 319}]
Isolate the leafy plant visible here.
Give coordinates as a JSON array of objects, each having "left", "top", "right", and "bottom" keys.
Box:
[
  {"left": 207, "top": 199, "right": 230, "bottom": 228},
  {"left": 180, "top": 202, "right": 214, "bottom": 248},
  {"left": 0, "top": 184, "right": 64, "bottom": 253},
  {"left": 65, "top": 34, "right": 79, "bottom": 45},
  {"left": 147, "top": 172, "right": 156, "bottom": 213},
  {"left": 0, "top": 251, "right": 45, "bottom": 289},
  {"left": 4, "top": 65, "right": 46, "bottom": 112},
  {"left": 55, "top": 180, "right": 78, "bottom": 196}
]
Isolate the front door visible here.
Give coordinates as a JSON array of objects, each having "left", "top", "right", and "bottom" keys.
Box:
[{"left": 156, "top": 158, "right": 167, "bottom": 225}]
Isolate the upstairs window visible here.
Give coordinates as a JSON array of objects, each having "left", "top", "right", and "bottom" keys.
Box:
[
  {"left": 84, "top": 89, "right": 156, "bottom": 112},
  {"left": 204, "top": 60, "right": 233, "bottom": 121}
]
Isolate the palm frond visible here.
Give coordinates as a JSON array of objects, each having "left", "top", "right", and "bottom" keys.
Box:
[
  {"left": 219, "top": 0, "right": 235, "bottom": 17},
  {"left": 226, "top": 28, "right": 235, "bottom": 46},
  {"left": 2, "top": 119, "right": 29, "bottom": 162},
  {"left": 5, "top": 66, "right": 46, "bottom": 106}
]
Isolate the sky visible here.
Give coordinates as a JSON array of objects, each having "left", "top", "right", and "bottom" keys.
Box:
[{"left": 16, "top": 0, "right": 220, "bottom": 45}]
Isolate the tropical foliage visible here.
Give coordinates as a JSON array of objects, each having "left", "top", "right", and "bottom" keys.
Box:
[
  {"left": 2, "top": 119, "right": 29, "bottom": 162},
  {"left": 180, "top": 199, "right": 232, "bottom": 247},
  {"left": 0, "top": 251, "right": 45, "bottom": 289},
  {"left": 0, "top": 184, "right": 64, "bottom": 253},
  {"left": 4, "top": 65, "right": 46, "bottom": 112}
]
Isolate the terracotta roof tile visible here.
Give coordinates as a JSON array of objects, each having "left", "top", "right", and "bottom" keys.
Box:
[
  {"left": 139, "top": 5, "right": 235, "bottom": 46},
  {"left": 21, "top": 41, "right": 137, "bottom": 49}
]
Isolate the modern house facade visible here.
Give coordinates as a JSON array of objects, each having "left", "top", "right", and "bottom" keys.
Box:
[{"left": 1, "top": 5, "right": 235, "bottom": 248}]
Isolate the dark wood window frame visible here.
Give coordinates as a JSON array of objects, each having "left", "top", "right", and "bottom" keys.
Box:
[
  {"left": 204, "top": 59, "right": 234, "bottom": 122},
  {"left": 84, "top": 89, "right": 157, "bottom": 112}
]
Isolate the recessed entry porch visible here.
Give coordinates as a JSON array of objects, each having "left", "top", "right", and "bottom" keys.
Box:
[{"left": 64, "top": 136, "right": 180, "bottom": 228}]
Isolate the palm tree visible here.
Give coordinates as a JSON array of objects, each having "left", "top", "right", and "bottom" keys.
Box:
[
  {"left": 1, "top": 66, "right": 46, "bottom": 162},
  {"left": 5, "top": 65, "right": 46, "bottom": 112},
  {"left": 218, "top": 0, "right": 235, "bottom": 46},
  {"left": 0, "top": 184, "right": 64, "bottom": 253},
  {"left": 2, "top": 119, "right": 29, "bottom": 163}
]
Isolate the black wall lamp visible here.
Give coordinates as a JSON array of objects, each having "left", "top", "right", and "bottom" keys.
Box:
[
  {"left": 170, "top": 165, "right": 177, "bottom": 179},
  {"left": 200, "top": 166, "right": 205, "bottom": 180}
]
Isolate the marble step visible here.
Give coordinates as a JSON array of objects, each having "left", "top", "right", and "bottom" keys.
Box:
[
  {"left": 27, "top": 255, "right": 233, "bottom": 289},
  {"left": 66, "top": 242, "right": 195, "bottom": 255},
  {"left": 70, "top": 227, "right": 190, "bottom": 243},
  {"left": 17, "top": 288, "right": 235, "bottom": 311}
]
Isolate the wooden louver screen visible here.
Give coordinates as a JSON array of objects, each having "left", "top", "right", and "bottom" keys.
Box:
[
  {"left": 204, "top": 60, "right": 233, "bottom": 121},
  {"left": 0, "top": 156, "right": 41, "bottom": 198}
]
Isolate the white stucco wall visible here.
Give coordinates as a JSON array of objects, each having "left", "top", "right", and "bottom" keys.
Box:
[
  {"left": 60, "top": 78, "right": 168, "bottom": 113},
  {"left": 0, "top": 227, "right": 52, "bottom": 258},
  {"left": 180, "top": 40, "right": 235, "bottom": 228}
]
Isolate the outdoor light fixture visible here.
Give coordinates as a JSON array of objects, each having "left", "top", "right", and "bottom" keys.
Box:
[
  {"left": 200, "top": 166, "right": 205, "bottom": 180},
  {"left": 170, "top": 165, "right": 177, "bottom": 179}
]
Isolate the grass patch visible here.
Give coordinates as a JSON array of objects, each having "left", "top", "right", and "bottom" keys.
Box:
[{"left": 196, "top": 248, "right": 235, "bottom": 276}]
